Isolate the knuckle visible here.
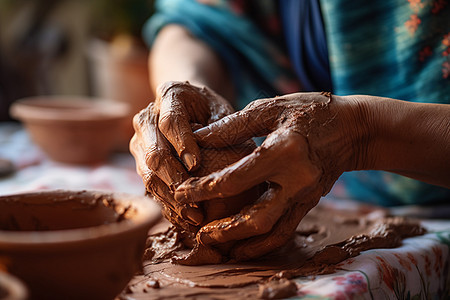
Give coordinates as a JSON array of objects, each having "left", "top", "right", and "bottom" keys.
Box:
[
  {"left": 129, "top": 134, "right": 137, "bottom": 154},
  {"left": 132, "top": 103, "right": 156, "bottom": 130},
  {"left": 249, "top": 217, "right": 273, "bottom": 234},
  {"left": 245, "top": 99, "right": 265, "bottom": 111},
  {"left": 144, "top": 146, "right": 170, "bottom": 170},
  {"left": 245, "top": 98, "right": 276, "bottom": 111},
  {"left": 158, "top": 110, "right": 176, "bottom": 132},
  {"left": 211, "top": 175, "right": 235, "bottom": 197},
  {"left": 143, "top": 172, "right": 172, "bottom": 204},
  {"left": 156, "top": 81, "right": 178, "bottom": 95},
  {"left": 157, "top": 81, "right": 192, "bottom": 98},
  {"left": 142, "top": 171, "right": 157, "bottom": 192},
  {"left": 132, "top": 109, "right": 146, "bottom": 130}
]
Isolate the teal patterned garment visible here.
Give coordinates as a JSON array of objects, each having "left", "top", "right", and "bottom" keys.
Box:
[
  {"left": 320, "top": 0, "right": 450, "bottom": 206},
  {"left": 143, "top": 0, "right": 450, "bottom": 206}
]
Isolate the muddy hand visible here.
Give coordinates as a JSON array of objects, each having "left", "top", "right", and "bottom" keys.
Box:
[
  {"left": 175, "top": 92, "right": 358, "bottom": 259},
  {"left": 130, "top": 81, "right": 235, "bottom": 230}
]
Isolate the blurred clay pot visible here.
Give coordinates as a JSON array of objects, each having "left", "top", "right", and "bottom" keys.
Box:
[
  {"left": 0, "top": 190, "right": 161, "bottom": 300},
  {"left": 87, "top": 37, "right": 153, "bottom": 151},
  {"left": 10, "top": 96, "right": 130, "bottom": 164},
  {"left": 0, "top": 271, "right": 28, "bottom": 300}
]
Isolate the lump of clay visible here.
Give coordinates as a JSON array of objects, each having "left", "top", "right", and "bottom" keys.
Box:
[
  {"left": 191, "top": 140, "right": 265, "bottom": 225},
  {"left": 169, "top": 129, "right": 266, "bottom": 265}
]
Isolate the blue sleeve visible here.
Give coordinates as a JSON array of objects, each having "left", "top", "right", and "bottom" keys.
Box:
[
  {"left": 142, "top": 0, "right": 300, "bottom": 109},
  {"left": 320, "top": 0, "right": 450, "bottom": 205}
]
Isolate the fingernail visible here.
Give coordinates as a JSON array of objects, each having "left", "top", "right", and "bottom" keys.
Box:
[
  {"left": 197, "top": 231, "right": 215, "bottom": 245},
  {"left": 182, "top": 152, "right": 196, "bottom": 171},
  {"left": 193, "top": 127, "right": 211, "bottom": 140}
]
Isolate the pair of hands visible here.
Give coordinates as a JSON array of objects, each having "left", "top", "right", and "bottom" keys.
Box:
[{"left": 130, "top": 81, "right": 355, "bottom": 261}]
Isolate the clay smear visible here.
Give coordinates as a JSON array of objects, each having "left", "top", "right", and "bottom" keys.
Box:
[{"left": 121, "top": 204, "right": 425, "bottom": 299}]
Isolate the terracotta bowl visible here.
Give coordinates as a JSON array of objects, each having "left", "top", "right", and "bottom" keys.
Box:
[
  {"left": 0, "top": 190, "right": 161, "bottom": 300},
  {"left": 10, "top": 96, "right": 130, "bottom": 164},
  {"left": 0, "top": 271, "right": 28, "bottom": 300}
]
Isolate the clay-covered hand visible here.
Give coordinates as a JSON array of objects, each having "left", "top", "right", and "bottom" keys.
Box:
[
  {"left": 175, "top": 92, "right": 359, "bottom": 260},
  {"left": 130, "top": 81, "right": 235, "bottom": 231}
]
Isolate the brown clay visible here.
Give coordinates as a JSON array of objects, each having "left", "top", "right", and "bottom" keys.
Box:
[
  {"left": 192, "top": 142, "right": 265, "bottom": 225},
  {"left": 124, "top": 203, "right": 426, "bottom": 299},
  {"left": 0, "top": 190, "right": 160, "bottom": 300},
  {"left": 10, "top": 96, "right": 130, "bottom": 164}
]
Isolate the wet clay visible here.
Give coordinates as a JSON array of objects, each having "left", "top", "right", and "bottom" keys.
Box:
[
  {"left": 121, "top": 203, "right": 425, "bottom": 299},
  {"left": 192, "top": 141, "right": 265, "bottom": 225},
  {"left": 170, "top": 142, "right": 266, "bottom": 265}
]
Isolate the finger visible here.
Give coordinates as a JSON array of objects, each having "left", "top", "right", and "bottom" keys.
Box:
[
  {"left": 131, "top": 142, "right": 203, "bottom": 226},
  {"left": 230, "top": 187, "right": 322, "bottom": 261},
  {"left": 194, "top": 98, "right": 282, "bottom": 148},
  {"left": 156, "top": 82, "right": 205, "bottom": 171},
  {"left": 175, "top": 127, "right": 291, "bottom": 204},
  {"left": 196, "top": 184, "right": 288, "bottom": 245},
  {"left": 145, "top": 170, "right": 203, "bottom": 226},
  {"left": 159, "top": 202, "right": 200, "bottom": 233},
  {"left": 174, "top": 145, "right": 274, "bottom": 204},
  {"left": 130, "top": 127, "right": 203, "bottom": 226},
  {"left": 132, "top": 107, "right": 188, "bottom": 191}
]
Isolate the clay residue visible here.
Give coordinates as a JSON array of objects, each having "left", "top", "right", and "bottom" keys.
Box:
[
  {"left": 120, "top": 204, "right": 425, "bottom": 299},
  {"left": 192, "top": 142, "right": 265, "bottom": 226}
]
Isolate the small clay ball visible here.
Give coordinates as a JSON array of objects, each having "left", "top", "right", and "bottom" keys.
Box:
[{"left": 191, "top": 140, "right": 265, "bottom": 225}]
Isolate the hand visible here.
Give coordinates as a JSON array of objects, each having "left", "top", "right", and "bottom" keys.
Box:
[
  {"left": 175, "top": 92, "right": 359, "bottom": 260},
  {"left": 130, "top": 81, "right": 235, "bottom": 231}
]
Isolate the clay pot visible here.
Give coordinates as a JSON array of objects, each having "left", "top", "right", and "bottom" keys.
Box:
[
  {"left": 0, "top": 190, "right": 161, "bottom": 300},
  {"left": 10, "top": 96, "right": 130, "bottom": 164},
  {"left": 86, "top": 37, "right": 153, "bottom": 151},
  {"left": 0, "top": 271, "right": 28, "bottom": 300}
]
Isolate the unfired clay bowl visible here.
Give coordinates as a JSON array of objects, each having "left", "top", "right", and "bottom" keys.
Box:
[
  {"left": 10, "top": 96, "right": 130, "bottom": 164},
  {"left": 0, "top": 190, "right": 161, "bottom": 300}
]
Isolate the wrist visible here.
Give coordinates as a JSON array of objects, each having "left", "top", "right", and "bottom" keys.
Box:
[
  {"left": 305, "top": 94, "right": 372, "bottom": 194},
  {"left": 331, "top": 95, "right": 377, "bottom": 172}
]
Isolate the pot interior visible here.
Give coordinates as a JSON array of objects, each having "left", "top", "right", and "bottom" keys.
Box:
[{"left": 0, "top": 192, "right": 133, "bottom": 232}]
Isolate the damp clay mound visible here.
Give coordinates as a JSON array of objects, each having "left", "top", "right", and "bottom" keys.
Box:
[
  {"left": 161, "top": 138, "right": 266, "bottom": 265},
  {"left": 192, "top": 141, "right": 265, "bottom": 226},
  {"left": 121, "top": 203, "right": 425, "bottom": 300}
]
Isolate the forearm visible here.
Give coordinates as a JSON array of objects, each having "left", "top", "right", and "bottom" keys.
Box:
[
  {"left": 149, "top": 24, "right": 235, "bottom": 102},
  {"left": 350, "top": 95, "right": 450, "bottom": 188}
]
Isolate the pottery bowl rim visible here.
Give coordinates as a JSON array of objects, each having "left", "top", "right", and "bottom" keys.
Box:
[
  {"left": 9, "top": 95, "right": 130, "bottom": 123},
  {"left": 0, "top": 189, "right": 160, "bottom": 247}
]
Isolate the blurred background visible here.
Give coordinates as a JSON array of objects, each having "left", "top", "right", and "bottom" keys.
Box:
[{"left": 0, "top": 0, "right": 155, "bottom": 138}]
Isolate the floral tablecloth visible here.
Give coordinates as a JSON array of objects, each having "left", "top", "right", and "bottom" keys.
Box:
[
  {"left": 292, "top": 224, "right": 450, "bottom": 299},
  {"left": 1, "top": 123, "right": 450, "bottom": 299}
]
